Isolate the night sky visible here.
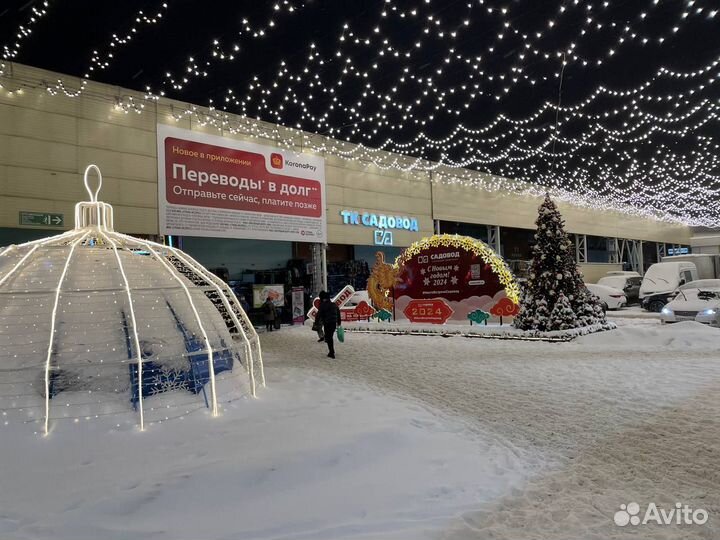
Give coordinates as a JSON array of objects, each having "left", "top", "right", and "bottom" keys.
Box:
[{"left": 1, "top": 0, "right": 719, "bottom": 223}]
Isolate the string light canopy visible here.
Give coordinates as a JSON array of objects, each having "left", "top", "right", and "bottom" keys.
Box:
[
  {"left": 0, "top": 0, "right": 718, "bottom": 225},
  {"left": 0, "top": 165, "right": 264, "bottom": 435}
]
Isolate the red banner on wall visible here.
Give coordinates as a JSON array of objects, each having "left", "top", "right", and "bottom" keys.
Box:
[{"left": 157, "top": 124, "right": 326, "bottom": 242}]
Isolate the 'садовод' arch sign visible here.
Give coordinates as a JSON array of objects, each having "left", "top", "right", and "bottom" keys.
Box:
[{"left": 391, "top": 234, "right": 520, "bottom": 323}]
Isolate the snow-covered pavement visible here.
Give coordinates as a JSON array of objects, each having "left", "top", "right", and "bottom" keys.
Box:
[
  {"left": 1, "top": 320, "right": 718, "bottom": 539},
  {"left": 266, "top": 321, "right": 720, "bottom": 539},
  {"left": 0, "top": 358, "right": 529, "bottom": 540},
  {"left": 606, "top": 305, "right": 662, "bottom": 320}
]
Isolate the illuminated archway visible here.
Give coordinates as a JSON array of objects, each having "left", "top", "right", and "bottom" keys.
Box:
[{"left": 395, "top": 234, "right": 520, "bottom": 304}]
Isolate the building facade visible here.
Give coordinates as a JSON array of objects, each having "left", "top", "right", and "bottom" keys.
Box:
[{"left": 0, "top": 63, "right": 692, "bottom": 300}]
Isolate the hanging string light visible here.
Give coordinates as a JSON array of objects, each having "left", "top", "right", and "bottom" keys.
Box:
[
  {"left": 44, "top": 1, "right": 171, "bottom": 98},
  {"left": 0, "top": 0, "right": 717, "bottom": 226},
  {"left": 1, "top": 0, "right": 51, "bottom": 61}
]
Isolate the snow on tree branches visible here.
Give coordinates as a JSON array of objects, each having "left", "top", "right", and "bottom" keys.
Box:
[{"left": 514, "top": 194, "right": 607, "bottom": 331}]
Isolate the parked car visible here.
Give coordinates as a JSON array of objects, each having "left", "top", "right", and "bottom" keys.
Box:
[
  {"left": 709, "top": 311, "right": 720, "bottom": 327},
  {"left": 660, "top": 279, "right": 720, "bottom": 324},
  {"left": 585, "top": 283, "right": 627, "bottom": 311},
  {"left": 597, "top": 273, "right": 642, "bottom": 304},
  {"left": 640, "top": 261, "right": 698, "bottom": 312},
  {"left": 606, "top": 271, "right": 642, "bottom": 278}
]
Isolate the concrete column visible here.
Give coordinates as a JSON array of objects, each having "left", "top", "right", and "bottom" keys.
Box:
[
  {"left": 607, "top": 237, "right": 620, "bottom": 264},
  {"left": 575, "top": 234, "right": 588, "bottom": 263},
  {"left": 486, "top": 225, "right": 501, "bottom": 255},
  {"left": 656, "top": 242, "right": 666, "bottom": 262}
]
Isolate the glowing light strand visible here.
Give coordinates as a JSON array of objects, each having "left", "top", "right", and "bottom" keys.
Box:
[
  {"left": 2, "top": 1, "right": 51, "bottom": 61},
  {"left": 42, "top": 231, "right": 90, "bottom": 435}
]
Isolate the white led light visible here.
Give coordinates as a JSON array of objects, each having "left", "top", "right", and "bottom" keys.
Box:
[
  {"left": 1, "top": 1, "right": 718, "bottom": 225},
  {"left": 43, "top": 231, "right": 90, "bottom": 435}
]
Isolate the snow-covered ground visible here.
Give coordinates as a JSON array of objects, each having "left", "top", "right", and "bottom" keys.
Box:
[
  {"left": 266, "top": 321, "right": 720, "bottom": 539},
  {"left": 606, "top": 305, "right": 662, "bottom": 320},
  {"left": 0, "top": 364, "right": 529, "bottom": 540},
  {"left": 1, "top": 319, "right": 719, "bottom": 539}
]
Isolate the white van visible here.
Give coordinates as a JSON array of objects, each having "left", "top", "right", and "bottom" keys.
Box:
[
  {"left": 660, "top": 254, "right": 720, "bottom": 280},
  {"left": 640, "top": 262, "right": 698, "bottom": 312}
]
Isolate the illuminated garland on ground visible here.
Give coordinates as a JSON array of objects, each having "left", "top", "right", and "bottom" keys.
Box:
[
  {"left": 394, "top": 234, "right": 520, "bottom": 304},
  {"left": 0, "top": 165, "right": 264, "bottom": 433}
]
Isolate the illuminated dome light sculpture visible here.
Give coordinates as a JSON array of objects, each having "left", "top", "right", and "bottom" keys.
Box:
[{"left": 0, "top": 165, "right": 264, "bottom": 434}]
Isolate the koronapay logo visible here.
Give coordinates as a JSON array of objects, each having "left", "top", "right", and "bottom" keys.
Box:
[{"left": 270, "top": 153, "right": 283, "bottom": 169}]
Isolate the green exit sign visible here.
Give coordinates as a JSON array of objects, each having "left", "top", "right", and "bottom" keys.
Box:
[{"left": 19, "top": 211, "right": 64, "bottom": 228}]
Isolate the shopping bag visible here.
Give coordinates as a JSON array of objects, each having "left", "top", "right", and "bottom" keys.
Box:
[{"left": 337, "top": 326, "right": 345, "bottom": 343}]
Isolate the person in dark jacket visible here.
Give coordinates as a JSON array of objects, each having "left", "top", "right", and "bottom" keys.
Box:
[
  {"left": 316, "top": 291, "right": 341, "bottom": 358},
  {"left": 263, "top": 298, "right": 277, "bottom": 332},
  {"left": 239, "top": 295, "right": 251, "bottom": 315}
]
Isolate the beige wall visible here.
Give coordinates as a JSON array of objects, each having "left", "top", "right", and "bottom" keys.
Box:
[
  {"left": 432, "top": 183, "right": 691, "bottom": 244},
  {"left": 579, "top": 263, "right": 624, "bottom": 284},
  {"left": 324, "top": 155, "right": 433, "bottom": 247},
  {"left": 0, "top": 63, "right": 691, "bottom": 247}
]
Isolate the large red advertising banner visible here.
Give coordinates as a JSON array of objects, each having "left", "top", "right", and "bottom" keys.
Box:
[{"left": 157, "top": 124, "right": 326, "bottom": 242}]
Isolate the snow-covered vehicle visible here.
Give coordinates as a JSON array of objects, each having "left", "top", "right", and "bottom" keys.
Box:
[
  {"left": 597, "top": 272, "right": 642, "bottom": 304},
  {"left": 640, "top": 261, "right": 698, "bottom": 312},
  {"left": 661, "top": 254, "right": 720, "bottom": 280},
  {"left": 659, "top": 279, "right": 720, "bottom": 324},
  {"left": 606, "top": 271, "right": 642, "bottom": 277},
  {"left": 585, "top": 283, "right": 627, "bottom": 311}
]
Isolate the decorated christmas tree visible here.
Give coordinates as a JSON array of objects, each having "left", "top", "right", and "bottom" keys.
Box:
[
  {"left": 564, "top": 245, "right": 606, "bottom": 326},
  {"left": 514, "top": 194, "right": 606, "bottom": 331},
  {"left": 549, "top": 292, "right": 578, "bottom": 330},
  {"left": 534, "top": 297, "right": 552, "bottom": 331}
]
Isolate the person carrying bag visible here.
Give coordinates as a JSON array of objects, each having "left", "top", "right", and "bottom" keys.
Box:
[
  {"left": 312, "top": 316, "right": 324, "bottom": 342},
  {"left": 316, "top": 291, "right": 342, "bottom": 358}
]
